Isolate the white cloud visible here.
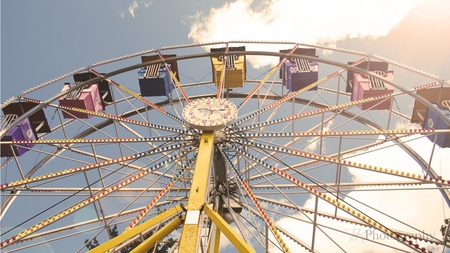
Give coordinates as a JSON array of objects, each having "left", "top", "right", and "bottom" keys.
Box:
[
  {"left": 188, "top": 0, "right": 422, "bottom": 68},
  {"left": 127, "top": 1, "right": 152, "bottom": 18},
  {"left": 305, "top": 120, "right": 334, "bottom": 152},
  {"left": 128, "top": 1, "right": 139, "bottom": 18},
  {"left": 141, "top": 0, "right": 152, "bottom": 8},
  {"left": 120, "top": 11, "right": 125, "bottom": 18}
]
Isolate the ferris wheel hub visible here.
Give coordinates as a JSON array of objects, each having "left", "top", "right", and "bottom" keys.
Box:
[{"left": 182, "top": 98, "right": 237, "bottom": 131}]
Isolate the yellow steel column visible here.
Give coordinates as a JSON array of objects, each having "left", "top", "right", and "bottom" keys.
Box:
[
  {"left": 178, "top": 131, "right": 215, "bottom": 253},
  {"left": 206, "top": 203, "right": 222, "bottom": 253},
  {"left": 213, "top": 222, "right": 221, "bottom": 253},
  {"left": 212, "top": 196, "right": 223, "bottom": 253},
  {"left": 129, "top": 215, "right": 184, "bottom": 253}
]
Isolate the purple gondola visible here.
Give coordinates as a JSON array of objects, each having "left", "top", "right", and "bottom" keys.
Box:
[
  {"left": 1, "top": 115, "right": 37, "bottom": 157},
  {"left": 2, "top": 102, "right": 51, "bottom": 133},
  {"left": 280, "top": 48, "right": 318, "bottom": 92}
]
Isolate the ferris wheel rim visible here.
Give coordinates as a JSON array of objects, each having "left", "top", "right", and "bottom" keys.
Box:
[{"left": 1, "top": 41, "right": 449, "bottom": 252}]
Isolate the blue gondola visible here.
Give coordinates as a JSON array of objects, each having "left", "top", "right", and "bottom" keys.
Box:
[
  {"left": 138, "top": 64, "right": 174, "bottom": 97},
  {"left": 411, "top": 87, "right": 450, "bottom": 124},
  {"left": 423, "top": 100, "right": 450, "bottom": 148},
  {"left": 139, "top": 55, "right": 178, "bottom": 97}
]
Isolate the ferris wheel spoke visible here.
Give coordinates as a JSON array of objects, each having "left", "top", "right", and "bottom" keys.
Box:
[
  {"left": 5, "top": 136, "right": 189, "bottom": 145},
  {"left": 239, "top": 128, "right": 434, "bottom": 139},
  {"left": 156, "top": 50, "right": 191, "bottom": 104},
  {"left": 242, "top": 149, "right": 444, "bottom": 250},
  {"left": 20, "top": 97, "right": 186, "bottom": 136},
  {"left": 224, "top": 144, "right": 344, "bottom": 252},
  {"left": 237, "top": 44, "right": 300, "bottom": 110},
  {"left": 214, "top": 42, "right": 229, "bottom": 99},
  {"left": 0, "top": 150, "right": 186, "bottom": 249},
  {"left": 229, "top": 131, "right": 435, "bottom": 190},
  {"left": 232, "top": 143, "right": 436, "bottom": 252},
  {"left": 89, "top": 69, "right": 187, "bottom": 126},
  {"left": 233, "top": 93, "right": 396, "bottom": 134},
  {"left": 123, "top": 151, "right": 200, "bottom": 233},
  {"left": 0, "top": 144, "right": 185, "bottom": 192},
  {"left": 42, "top": 142, "right": 186, "bottom": 182},
  {"left": 232, "top": 138, "right": 450, "bottom": 185},
  {"left": 220, "top": 149, "right": 268, "bottom": 245},
  {"left": 233, "top": 57, "right": 368, "bottom": 128},
  {"left": 225, "top": 160, "right": 290, "bottom": 252},
  {"left": 228, "top": 144, "right": 348, "bottom": 252}
]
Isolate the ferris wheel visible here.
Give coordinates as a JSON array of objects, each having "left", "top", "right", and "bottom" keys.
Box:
[{"left": 1, "top": 41, "right": 450, "bottom": 253}]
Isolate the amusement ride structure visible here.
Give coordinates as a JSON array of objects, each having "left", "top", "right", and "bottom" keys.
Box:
[{"left": 1, "top": 41, "right": 450, "bottom": 252}]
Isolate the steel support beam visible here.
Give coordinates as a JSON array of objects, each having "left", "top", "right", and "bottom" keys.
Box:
[
  {"left": 129, "top": 215, "right": 184, "bottom": 253},
  {"left": 178, "top": 131, "right": 215, "bottom": 253},
  {"left": 87, "top": 204, "right": 184, "bottom": 253},
  {"left": 204, "top": 204, "right": 256, "bottom": 253}
]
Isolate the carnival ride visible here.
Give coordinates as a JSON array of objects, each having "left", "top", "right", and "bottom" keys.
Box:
[{"left": 1, "top": 41, "right": 450, "bottom": 252}]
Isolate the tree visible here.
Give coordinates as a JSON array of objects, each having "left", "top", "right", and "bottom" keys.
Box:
[
  {"left": 84, "top": 237, "right": 99, "bottom": 250},
  {"left": 441, "top": 218, "right": 450, "bottom": 241}
]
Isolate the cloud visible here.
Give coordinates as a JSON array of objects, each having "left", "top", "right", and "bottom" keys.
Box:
[
  {"left": 141, "top": 0, "right": 152, "bottom": 8},
  {"left": 128, "top": 1, "right": 139, "bottom": 18},
  {"left": 127, "top": 1, "right": 152, "bottom": 18},
  {"left": 188, "top": 0, "right": 422, "bottom": 68},
  {"left": 120, "top": 11, "right": 125, "bottom": 18},
  {"left": 305, "top": 120, "right": 334, "bottom": 152}
]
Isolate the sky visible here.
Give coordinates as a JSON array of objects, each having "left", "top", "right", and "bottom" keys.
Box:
[
  {"left": 2, "top": 0, "right": 450, "bottom": 252},
  {"left": 2, "top": 0, "right": 450, "bottom": 99}
]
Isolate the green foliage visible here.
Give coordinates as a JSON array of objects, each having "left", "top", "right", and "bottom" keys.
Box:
[
  {"left": 441, "top": 218, "right": 450, "bottom": 239},
  {"left": 84, "top": 237, "right": 99, "bottom": 250}
]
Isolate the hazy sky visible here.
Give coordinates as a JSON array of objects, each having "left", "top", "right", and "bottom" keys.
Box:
[{"left": 2, "top": 0, "right": 450, "bottom": 102}]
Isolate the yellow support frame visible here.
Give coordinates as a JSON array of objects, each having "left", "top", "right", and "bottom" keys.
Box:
[
  {"left": 87, "top": 204, "right": 183, "bottom": 253},
  {"left": 92, "top": 131, "right": 254, "bottom": 252},
  {"left": 204, "top": 204, "right": 256, "bottom": 253},
  {"left": 178, "top": 131, "right": 215, "bottom": 253},
  {"left": 130, "top": 216, "right": 184, "bottom": 253}
]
